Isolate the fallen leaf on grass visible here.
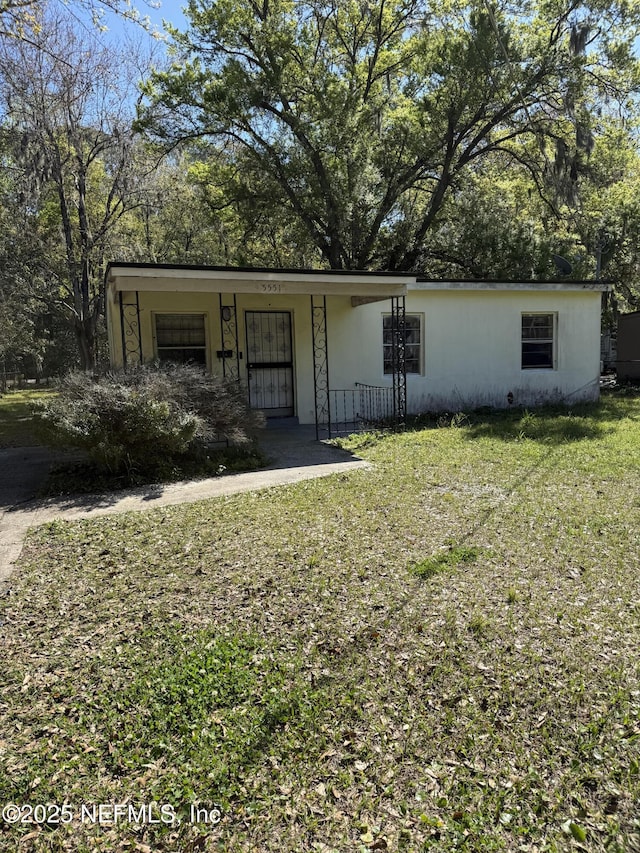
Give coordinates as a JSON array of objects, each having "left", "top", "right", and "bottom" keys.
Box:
[{"left": 562, "top": 820, "right": 587, "bottom": 842}]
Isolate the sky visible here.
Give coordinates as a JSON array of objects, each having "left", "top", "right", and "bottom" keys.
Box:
[
  {"left": 130, "top": 0, "right": 188, "bottom": 38},
  {"left": 79, "top": 0, "right": 189, "bottom": 50}
]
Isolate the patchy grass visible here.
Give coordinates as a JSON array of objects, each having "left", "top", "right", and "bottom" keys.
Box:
[
  {"left": 410, "top": 545, "right": 484, "bottom": 579},
  {"left": 1, "top": 394, "right": 640, "bottom": 851},
  {"left": 0, "top": 389, "right": 53, "bottom": 447}
]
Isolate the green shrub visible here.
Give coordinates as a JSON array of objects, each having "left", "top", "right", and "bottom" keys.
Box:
[{"left": 36, "top": 364, "right": 264, "bottom": 476}]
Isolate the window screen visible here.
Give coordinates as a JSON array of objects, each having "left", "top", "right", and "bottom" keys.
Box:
[
  {"left": 155, "top": 313, "right": 207, "bottom": 365},
  {"left": 383, "top": 314, "right": 422, "bottom": 374},
  {"left": 522, "top": 313, "right": 555, "bottom": 369}
]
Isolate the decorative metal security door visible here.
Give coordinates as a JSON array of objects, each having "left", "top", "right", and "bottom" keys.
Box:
[{"left": 245, "top": 311, "right": 294, "bottom": 417}]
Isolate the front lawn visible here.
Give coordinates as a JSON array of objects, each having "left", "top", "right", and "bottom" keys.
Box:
[
  {"left": 1, "top": 394, "right": 639, "bottom": 852},
  {"left": 0, "top": 388, "right": 53, "bottom": 447}
]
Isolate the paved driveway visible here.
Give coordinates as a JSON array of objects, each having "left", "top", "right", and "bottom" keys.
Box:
[{"left": 0, "top": 428, "right": 369, "bottom": 587}]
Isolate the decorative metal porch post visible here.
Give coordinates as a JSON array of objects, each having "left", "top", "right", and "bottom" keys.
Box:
[
  {"left": 119, "top": 291, "right": 143, "bottom": 369},
  {"left": 311, "top": 294, "right": 330, "bottom": 439},
  {"left": 219, "top": 293, "right": 241, "bottom": 381},
  {"left": 391, "top": 295, "right": 407, "bottom": 428}
]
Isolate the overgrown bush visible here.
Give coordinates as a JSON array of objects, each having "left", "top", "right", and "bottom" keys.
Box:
[{"left": 36, "top": 363, "right": 265, "bottom": 477}]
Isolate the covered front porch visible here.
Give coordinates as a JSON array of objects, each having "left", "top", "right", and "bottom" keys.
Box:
[{"left": 105, "top": 264, "right": 416, "bottom": 438}]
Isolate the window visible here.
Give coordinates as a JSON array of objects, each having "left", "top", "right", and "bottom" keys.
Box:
[
  {"left": 383, "top": 314, "right": 422, "bottom": 374},
  {"left": 522, "top": 313, "right": 555, "bottom": 369},
  {"left": 155, "top": 313, "right": 207, "bottom": 365}
]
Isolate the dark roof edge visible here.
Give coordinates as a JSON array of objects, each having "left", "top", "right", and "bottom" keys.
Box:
[
  {"left": 415, "top": 276, "right": 612, "bottom": 286},
  {"left": 105, "top": 261, "right": 414, "bottom": 278},
  {"left": 106, "top": 261, "right": 611, "bottom": 286}
]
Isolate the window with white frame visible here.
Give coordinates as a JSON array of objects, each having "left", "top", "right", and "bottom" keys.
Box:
[
  {"left": 155, "top": 313, "right": 207, "bottom": 365},
  {"left": 521, "top": 313, "right": 556, "bottom": 369},
  {"left": 383, "top": 313, "right": 422, "bottom": 374}
]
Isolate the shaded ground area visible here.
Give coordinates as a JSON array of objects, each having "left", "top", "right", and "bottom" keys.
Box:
[
  {"left": 0, "top": 388, "right": 53, "bottom": 448},
  {"left": 0, "top": 425, "right": 368, "bottom": 586}
]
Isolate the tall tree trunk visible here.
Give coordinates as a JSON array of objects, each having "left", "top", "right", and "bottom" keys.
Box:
[{"left": 75, "top": 318, "right": 96, "bottom": 372}]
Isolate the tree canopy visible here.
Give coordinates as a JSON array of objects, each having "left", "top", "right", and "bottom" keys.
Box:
[
  {"left": 0, "top": 11, "right": 157, "bottom": 369},
  {"left": 139, "top": 0, "right": 640, "bottom": 271}
]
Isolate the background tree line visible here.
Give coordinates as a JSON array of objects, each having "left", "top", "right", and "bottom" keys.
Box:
[{"left": 1, "top": 0, "right": 640, "bottom": 374}]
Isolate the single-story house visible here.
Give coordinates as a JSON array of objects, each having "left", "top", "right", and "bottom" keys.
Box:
[
  {"left": 615, "top": 310, "right": 640, "bottom": 381},
  {"left": 106, "top": 263, "right": 607, "bottom": 436}
]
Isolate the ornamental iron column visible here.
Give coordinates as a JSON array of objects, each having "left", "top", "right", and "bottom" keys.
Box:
[
  {"left": 391, "top": 295, "right": 407, "bottom": 429},
  {"left": 119, "top": 291, "right": 143, "bottom": 369},
  {"left": 311, "top": 294, "right": 330, "bottom": 439},
  {"left": 219, "top": 293, "right": 240, "bottom": 381}
]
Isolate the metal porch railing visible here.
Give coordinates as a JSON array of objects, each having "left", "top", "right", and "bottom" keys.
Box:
[{"left": 323, "top": 383, "right": 395, "bottom": 437}]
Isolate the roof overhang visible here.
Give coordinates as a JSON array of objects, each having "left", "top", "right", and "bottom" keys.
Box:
[
  {"left": 412, "top": 279, "right": 611, "bottom": 292},
  {"left": 106, "top": 263, "right": 413, "bottom": 298}
]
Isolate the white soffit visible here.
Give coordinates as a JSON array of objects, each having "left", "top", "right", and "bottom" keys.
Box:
[{"left": 107, "top": 266, "right": 414, "bottom": 297}]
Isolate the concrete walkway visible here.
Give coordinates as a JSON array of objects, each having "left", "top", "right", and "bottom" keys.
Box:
[{"left": 0, "top": 427, "right": 369, "bottom": 588}]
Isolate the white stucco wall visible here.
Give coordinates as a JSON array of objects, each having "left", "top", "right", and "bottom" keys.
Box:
[
  {"left": 107, "top": 276, "right": 603, "bottom": 424},
  {"left": 325, "top": 286, "right": 603, "bottom": 412}
]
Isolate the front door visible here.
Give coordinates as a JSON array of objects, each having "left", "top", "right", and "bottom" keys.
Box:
[{"left": 245, "top": 311, "right": 294, "bottom": 417}]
